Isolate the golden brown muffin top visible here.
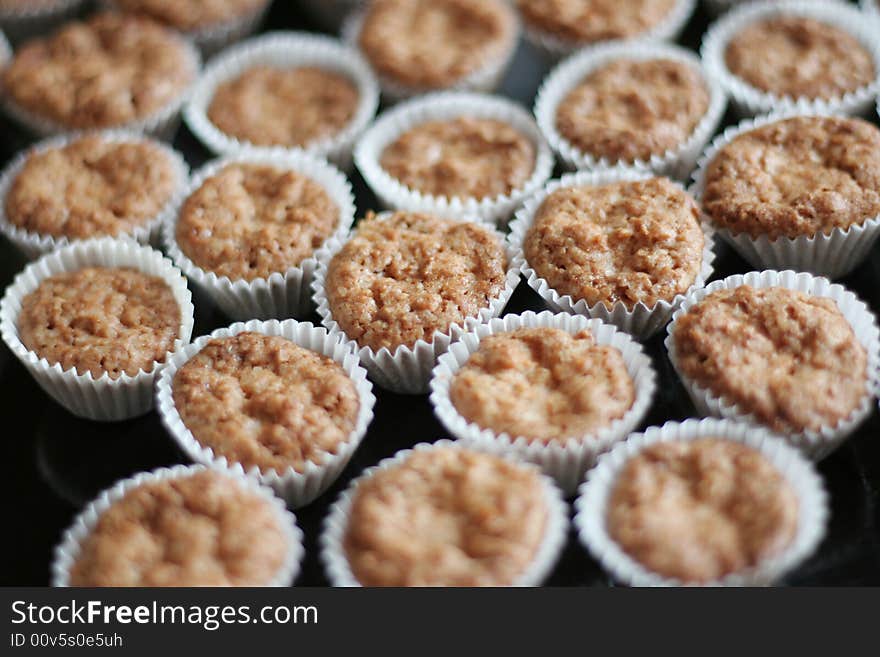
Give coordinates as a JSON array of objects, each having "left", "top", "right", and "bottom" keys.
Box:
[
  {"left": 344, "top": 447, "right": 548, "bottom": 586},
  {"left": 175, "top": 163, "right": 340, "bottom": 281},
  {"left": 702, "top": 116, "right": 880, "bottom": 240},
  {"left": 673, "top": 285, "right": 868, "bottom": 434},
  {"left": 608, "top": 438, "right": 799, "bottom": 583},
  {"left": 18, "top": 266, "right": 180, "bottom": 380},
  {"left": 69, "top": 470, "right": 289, "bottom": 586},
  {"left": 450, "top": 327, "right": 635, "bottom": 443},
  {"left": 172, "top": 332, "right": 360, "bottom": 474},
  {"left": 517, "top": 0, "right": 677, "bottom": 44},
  {"left": 524, "top": 177, "right": 704, "bottom": 309}
]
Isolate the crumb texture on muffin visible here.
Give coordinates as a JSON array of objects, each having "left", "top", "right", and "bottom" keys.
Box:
[
  {"left": 555, "top": 58, "right": 710, "bottom": 162},
  {"left": 380, "top": 117, "right": 536, "bottom": 199},
  {"left": 5, "top": 136, "right": 178, "bottom": 239},
  {"left": 608, "top": 438, "right": 799, "bottom": 583},
  {"left": 516, "top": 0, "right": 677, "bottom": 44},
  {"left": 112, "top": 0, "right": 268, "bottom": 31},
  {"left": 176, "top": 163, "right": 339, "bottom": 281},
  {"left": 344, "top": 447, "right": 548, "bottom": 586},
  {"left": 69, "top": 470, "right": 289, "bottom": 586},
  {"left": 702, "top": 116, "right": 880, "bottom": 240},
  {"left": 18, "top": 266, "right": 180, "bottom": 380},
  {"left": 673, "top": 285, "right": 868, "bottom": 434},
  {"left": 172, "top": 332, "right": 360, "bottom": 473},
  {"left": 207, "top": 66, "right": 360, "bottom": 148},
  {"left": 2, "top": 13, "right": 196, "bottom": 129},
  {"left": 325, "top": 211, "right": 507, "bottom": 352},
  {"left": 449, "top": 327, "right": 635, "bottom": 443},
  {"left": 358, "top": 0, "right": 516, "bottom": 89},
  {"left": 724, "top": 16, "right": 875, "bottom": 100},
  {"left": 524, "top": 177, "right": 704, "bottom": 309}
]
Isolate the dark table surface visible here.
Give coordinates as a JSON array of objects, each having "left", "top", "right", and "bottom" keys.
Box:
[{"left": 2, "top": 0, "right": 880, "bottom": 587}]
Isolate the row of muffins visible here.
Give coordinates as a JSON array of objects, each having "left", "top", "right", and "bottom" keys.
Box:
[{"left": 0, "top": 0, "right": 876, "bottom": 588}]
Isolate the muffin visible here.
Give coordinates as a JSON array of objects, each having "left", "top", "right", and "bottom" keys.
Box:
[
  {"left": 61, "top": 468, "right": 299, "bottom": 586},
  {"left": 17, "top": 266, "right": 180, "bottom": 380},
  {"left": 175, "top": 163, "right": 340, "bottom": 282},
  {"left": 554, "top": 58, "right": 710, "bottom": 165},
  {"left": 171, "top": 331, "right": 361, "bottom": 474},
  {"left": 2, "top": 12, "right": 198, "bottom": 134},
  {"left": 331, "top": 444, "right": 563, "bottom": 586},
  {"left": 724, "top": 15, "right": 874, "bottom": 102},
  {"left": 607, "top": 438, "right": 798, "bottom": 583},
  {"left": 516, "top": 0, "right": 691, "bottom": 56},
  {"left": 0, "top": 238, "right": 194, "bottom": 420},
  {"left": 206, "top": 65, "right": 360, "bottom": 149},
  {"left": 379, "top": 117, "right": 536, "bottom": 200},
  {"left": 521, "top": 176, "right": 706, "bottom": 313},
  {"left": 430, "top": 311, "right": 656, "bottom": 493},
  {"left": 108, "top": 0, "right": 268, "bottom": 34},
  {"left": 671, "top": 285, "right": 868, "bottom": 436},
  {"left": 354, "top": 92, "right": 554, "bottom": 225},
  {"left": 354, "top": 0, "right": 518, "bottom": 96},
  {"left": 701, "top": 1, "right": 880, "bottom": 116},
  {"left": 449, "top": 327, "right": 635, "bottom": 444},
  {"left": 1, "top": 133, "right": 186, "bottom": 256},
  {"left": 156, "top": 319, "right": 375, "bottom": 507},
  {"left": 322, "top": 211, "right": 508, "bottom": 353},
  {"left": 183, "top": 33, "right": 380, "bottom": 169},
  {"left": 701, "top": 116, "right": 880, "bottom": 241}
]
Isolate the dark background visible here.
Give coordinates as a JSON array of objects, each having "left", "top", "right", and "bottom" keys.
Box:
[{"left": 1, "top": 0, "right": 879, "bottom": 587}]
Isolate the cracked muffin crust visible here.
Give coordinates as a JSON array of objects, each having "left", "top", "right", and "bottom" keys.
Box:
[
  {"left": 4, "top": 135, "right": 179, "bottom": 240},
  {"left": 555, "top": 58, "right": 710, "bottom": 162},
  {"left": 207, "top": 65, "right": 360, "bottom": 148},
  {"left": 673, "top": 285, "right": 868, "bottom": 434},
  {"left": 516, "top": 0, "right": 678, "bottom": 44},
  {"left": 379, "top": 117, "right": 536, "bottom": 199},
  {"left": 724, "top": 16, "right": 875, "bottom": 101},
  {"left": 69, "top": 470, "right": 289, "bottom": 586},
  {"left": 172, "top": 332, "right": 360, "bottom": 474},
  {"left": 110, "top": 0, "right": 269, "bottom": 32},
  {"left": 358, "top": 0, "right": 516, "bottom": 89},
  {"left": 17, "top": 266, "right": 180, "bottom": 380},
  {"left": 175, "top": 163, "right": 340, "bottom": 281},
  {"left": 2, "top": 12, "right": 196, "bottom": 129},
  {"left": 449, "top": 327, "right": 635, "bottom": 443},
  {"left": 524, "top": 177, "right": 704, "bottom": 310},
  {"left": 343, "top": 446, "right": 548, "bottom": 586},
  {"left": 607, "top": 438, "right": 799, "bottom": 583},
  {"left": 324, "top": 211, "right": 508, "bottom": 352},
  {"left": 702, "top": 116, "right": 880, "bottom": 240}
]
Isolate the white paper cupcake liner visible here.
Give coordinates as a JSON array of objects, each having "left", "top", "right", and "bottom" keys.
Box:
[
  {"left": 156, "top": 319, "right": 376, "bottom": 509},
  {"left": 163, "top": 150, "right": 356, "bottom": 322},
  {"left": 341, "top": 5, "right": 520, "bottom": 103},
  {"left": 574, "top": 418, "right": 828, "bottom": 587},
  {"left": 2, "top": 28, "right": 201, "bottom": 141},
  {"left": 429, "top": 310, "right": 657, "bottom": 495},
  {"left": 0, "top": 237, "right": 195, "bottom": 422},
  {"left": 701, "top": 0, "right": 880, "bottom": 118},
  {"left": 0, "top": 0, "right": 84, "bottom": 44},
  {"left": 311, "top": 212, "right": 521, "bottom": 394},
  {"left": 509, "top": 169, "right": 716, "bottom": 340},
  {"left": 51, "top": 464, "right": 304, "bottom": 587},
  {"left": 690, "top": 111, "right": 880, "bottom": 279},
  {"left": 0, "top": 130, "right": 189, "bottom": 260},
  {"left": 354, "top": 91, "right": 555, "bottom": 226},
  {"left": 520, "top": 0, "right": 695, "bottom": 61},
  {"left": 320, "top": 439, "right": 568, "bottom": 587},
  {"left": 100, "top": 0, "right": 271, "bottom": 56},
  {"left": 299, "top": 0, "right": 364, "bottom": 32},
  {"left": 665, "top": 270, "right": 880, "bottom": 460},
  {"left": 533, "top": 40, "right": 727, "bottom": 180},
  {"left": 863, "top": 0, "right": 880, "bottom": 18},
  {"left": 183, "top": 31, "right": 380, "bottom": 171}
]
